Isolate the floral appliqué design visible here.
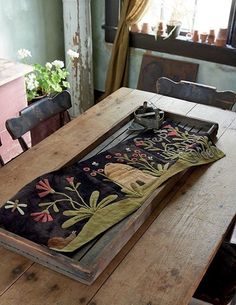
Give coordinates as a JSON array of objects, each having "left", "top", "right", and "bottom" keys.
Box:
[{"left": 32, "top": 177, "right": 118, "bottom": 228}]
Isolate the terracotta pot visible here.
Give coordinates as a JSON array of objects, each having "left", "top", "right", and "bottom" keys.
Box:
[
  {"left": 141, "top": 23, "right": 150, "bottom": 34},
  {"left": 156, "top": 21, "right": 164, "bottom": 37},
  {"left": 215, "top": 28, "right": 228, "bottom": 47},
  {"left": 207, "top": 29, "right": 215, "bottom": 44},
  {"left": 192, "top": 30, "right": 199, "bottom": 42},
  {"left": 200, "top": 32, "right": 208, "bottom": 43}
]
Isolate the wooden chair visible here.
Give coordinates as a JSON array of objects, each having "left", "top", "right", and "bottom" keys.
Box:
[
  {"left": 6, "top": 90, "right": 71, "bottom": 152},
  {"left": 156, "top": 77, "right": 236, "bottom": 110}
]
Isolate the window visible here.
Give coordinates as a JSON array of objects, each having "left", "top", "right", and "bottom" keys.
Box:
[
  {"left": 139, "top": 0, "right": 232, "bottom": 35},
  {"left": 104, "top": 0, "right": 236, "bottom": 67}
]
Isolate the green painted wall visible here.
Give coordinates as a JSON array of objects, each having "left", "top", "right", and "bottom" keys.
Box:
[
  {"left": 91, "top": 0, "right": 236, "bottom": 92},
  {"left": 0, "top": 0, "right": 64, "bottom": 64},
  {"left": 91, "top": 0, "right": 111, "bottom": 92}
]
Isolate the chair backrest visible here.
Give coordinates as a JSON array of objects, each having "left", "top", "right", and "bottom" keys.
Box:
[
  {"left": 137, "top": 54, "right": 199, "bottom": 93},
  {"left": 6, "top": 90, "right": 72, "bottom": 152},
  {"left": 156, "top": 77, "right": 236, "bottom": 110}
]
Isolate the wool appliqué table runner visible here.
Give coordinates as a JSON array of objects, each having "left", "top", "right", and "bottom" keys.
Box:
[{"left": 0, "top": 120, "right": 224, "bottom": 253}]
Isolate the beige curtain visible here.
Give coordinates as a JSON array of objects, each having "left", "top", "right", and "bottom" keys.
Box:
[{"left": 104, "top": 0, "right": 150, "bottom": 97}]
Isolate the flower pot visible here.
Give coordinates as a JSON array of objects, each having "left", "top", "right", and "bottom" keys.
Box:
[
  {"left": 207, "top": 29, "right": 215, "bottom": 44},
  {"left": 200, "top": 32, "right": 208, "bottom": 43},
  {"left": 166, "top": 22, "right": 181, "bottom": 39},
  {"left": 141, "top": 22, "right": 151, "bottom": 34},
  {"left": 192, "top": 30, "right": 199, "bottom": 42},
  {"left": 215, "top": 28, "right": 228, "bottom": 47}
]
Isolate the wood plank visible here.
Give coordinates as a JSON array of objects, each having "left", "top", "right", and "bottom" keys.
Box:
[
  {"left": 0, "top": 88, "right": 157, "bottom": 206},
  {"left": 186, "top": 103, "right": 236, "bottom": 137},
  {"left": 87, "top": 200, "right": 223, "bottom": 305},
  {"left": 168, "top": 126, "right": 236, "bottom": 229},
  {"left": 0, "top": 59, "right": 32, "bottom": 86},
  {"left": 0, "top": 247, "right": 32, "bottom": 296},
  {"left": 151, "top": 94, "right": 197, "bottom": 115}
]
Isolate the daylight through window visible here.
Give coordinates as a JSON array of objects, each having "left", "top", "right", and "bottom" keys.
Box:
[{"left": 139, "top": 0, "right": 232, "bottom": 36}]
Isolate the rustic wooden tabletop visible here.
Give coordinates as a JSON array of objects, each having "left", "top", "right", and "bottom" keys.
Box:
[{"left": 0, "top": 88, "right": 235, "bottom": 305}]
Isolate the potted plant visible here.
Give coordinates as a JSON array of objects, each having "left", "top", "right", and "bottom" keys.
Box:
[
  {"left": 17, "top": 48, "right": 79, "bottom": 103},
  {"left": 165, "top": 0, "right": 185, "bottom": 39},
  {"left": 17, "top": 48, "right": 79, "bottom": 145}
]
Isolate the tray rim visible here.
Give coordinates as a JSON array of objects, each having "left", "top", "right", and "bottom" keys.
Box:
[{"left": 0, "top": 108, "right": 219, "bottom": 284}]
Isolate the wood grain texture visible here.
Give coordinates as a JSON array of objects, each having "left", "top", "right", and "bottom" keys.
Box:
[
  {"left": 0, "top": 59, "right": 32, "bottom": 86},
  {"left": 0, "top": 88, "right": 235, "bottom": 305},
  {"left": 151, "top": 94, "right": 197, "bottom": 115},
  {"left": 0, "top": 247, "right": 32, "bottom": 296},
  {"left": 186, "top": 104, "right": 236, "bottom": 137}
]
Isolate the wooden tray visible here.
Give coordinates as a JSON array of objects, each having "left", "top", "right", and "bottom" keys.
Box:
[{"left": 0, "top": 110, "right": 219, "bottom": 285}]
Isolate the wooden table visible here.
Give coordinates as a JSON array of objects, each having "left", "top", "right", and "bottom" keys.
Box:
[{"left": 0, "top": 88, "right": 235, "bottom": 305}]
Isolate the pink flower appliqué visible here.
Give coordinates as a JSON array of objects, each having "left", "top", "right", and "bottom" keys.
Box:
[
  {"left": 66, "top": 176, "right": 74, "bottom": 185},
  {"left": 163, "top": 124, "right": 172, "bottom": 129},
  {"left": 186, "top": 143, "right": 195, "bottom": 149},
  {"left": 168, "top": 130, "right": 179, "bottom": 137},
  {"left": 36, "top": 179, "right": 55, "bottom": 198},
  {"left": 30, "top": 211, "right": 53, "bottom": 222},
  {"left": 83, "top": 167, "right": 90, "bottom": 172},
  {"left": 140, "top": 153, "right": 147, "bottom": 158}
]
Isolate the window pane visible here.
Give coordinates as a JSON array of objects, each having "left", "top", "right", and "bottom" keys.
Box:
[
  {"left": 138, "top": 0, "right": 232, "bottom": 34},
  {"left": 194, "top": 0, "right": 232, "bottom": 32}
]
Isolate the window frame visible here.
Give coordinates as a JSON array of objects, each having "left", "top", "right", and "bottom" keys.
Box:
[{"left": 103, "top": 0, "right": 236, "bottom": 67}]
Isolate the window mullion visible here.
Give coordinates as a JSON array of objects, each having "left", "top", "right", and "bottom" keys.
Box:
[{"left": 227, "top": 0, "right": 236, "bottom": 46}]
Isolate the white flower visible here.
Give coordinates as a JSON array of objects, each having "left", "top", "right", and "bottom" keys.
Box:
[
  {"left": 67, "top": 49, "right": 79, "bottom": 59},
  {"left": 27, "top": 73, "right": 36, "bottom": 81},
  {"left": 25, "top": 73, "right": 39, "bottom": 91},
  {"left": 5, "top": 200, "right": 27, "bottom": 215},
  {"left": 52, "top": 60, "right": 64, "bottom": 69},
  {"left": 26, "top": 80, "right": 39, "bottom": 91},
  {"left": 17, "top": 48, "right": 32, "bottom": 59},
  {"left": 45, "top": 62, "right": 52, "bottom": 70},
  {"left": 92, "top": 161, "right": 99, "bottom": 166}
]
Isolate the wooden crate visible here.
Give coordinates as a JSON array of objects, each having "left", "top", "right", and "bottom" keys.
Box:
[{"left": 0, "top": 110, "right": 218, "bottom": 285}]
